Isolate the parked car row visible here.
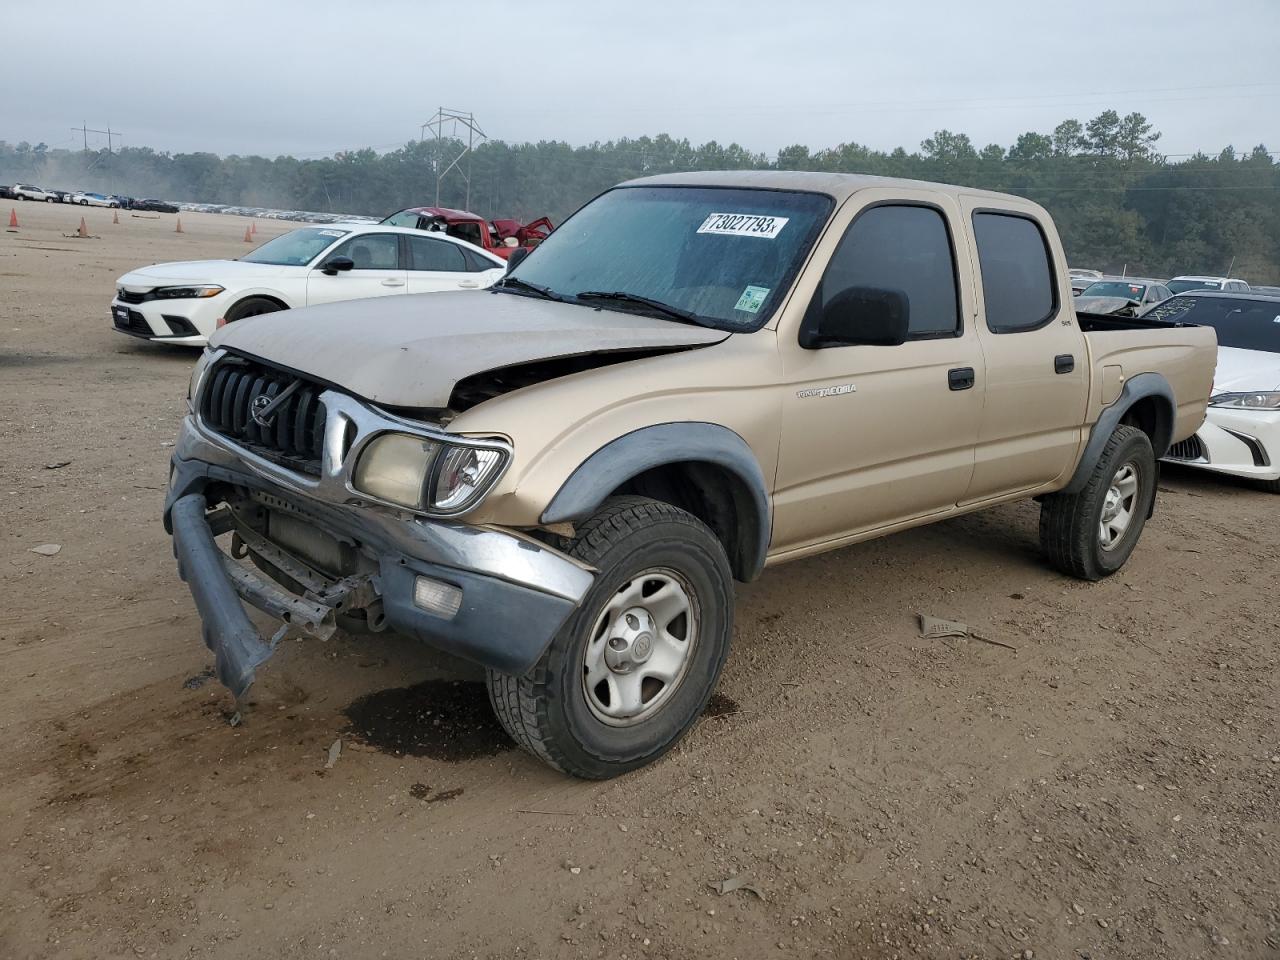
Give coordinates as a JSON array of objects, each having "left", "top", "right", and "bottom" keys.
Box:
[
  {"left": 0, "top": 182, "right": 180, "bottom": 212},
  {"left": 1069, "top": 271, "right": 1256, "bottom": 316}
]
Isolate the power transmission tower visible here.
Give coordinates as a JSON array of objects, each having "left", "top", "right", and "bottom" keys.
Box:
[
  {"left": 71, "top": 124, "right": 122, "bottom": 153},
  {"left": 419, "top": 108, "right": 485, "bottom": 209}
]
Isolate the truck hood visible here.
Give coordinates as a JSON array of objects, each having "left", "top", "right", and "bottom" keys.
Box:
[
  {"left": 1212, "top": 346, "right": 1280, "bottom": 394},
  {"left": 210, "top": 290, "right": 730, "bottom": 408},
  {"left": 120, "top": 260, "right": 289, "bottom": 285}
]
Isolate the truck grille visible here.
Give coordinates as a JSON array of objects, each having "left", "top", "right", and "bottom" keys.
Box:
[
  {"left": 1166, "top": 435, "right": 1206, "bottom": 462},
  {"left": 199, "top": 357, "right": 327, "bottom": 475}
]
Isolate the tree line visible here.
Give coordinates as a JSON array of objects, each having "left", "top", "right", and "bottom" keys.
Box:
[{"left": 3, "top": 110, "right": 1277, "bottom": 281}]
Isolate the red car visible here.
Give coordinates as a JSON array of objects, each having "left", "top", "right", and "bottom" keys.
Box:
[{"left": 381, "top": 206, "right": 553, "bottom": 260}]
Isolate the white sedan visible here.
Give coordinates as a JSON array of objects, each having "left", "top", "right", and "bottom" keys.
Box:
[
  {"left": 1154, "top": 291, "right": 1280, "bottom": 492},
  {"left": 111, "top": 223, "right": 507, "bottom": 346},
  {"left": 72, "top": 192, "right": 120, "bottom": 207}
]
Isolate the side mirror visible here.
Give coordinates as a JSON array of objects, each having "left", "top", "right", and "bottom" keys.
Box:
[
  {"left": 801, "top": 286, "right": 909, "bottom": 348},
  {"left": 505, "top": 246, "right": 530, "bottom": 273},
  {"left": 320, "top": 256, "right": 354, "bottom": 276},
  {"left": 503, "top": 236, "right": 519, "bottom": 248}
]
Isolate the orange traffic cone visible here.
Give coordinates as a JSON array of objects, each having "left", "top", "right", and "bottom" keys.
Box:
[
  {"left": 175, "top": 217, "right": 183, "bottom": 234},
  {"left": 243, "top": 226, "right": 252, "bottom": 243},
  {"left": 112, "top": 209, "right": 119, "bottom": 225},
  {"left": 77, "top": 217, "right": 89, "bottom": 239},
  {"left": 7, "top": 208, "right": 17, "bottom": 229},
  {"left": 250, "top": 221, "right": 257, "bottom": 235}
]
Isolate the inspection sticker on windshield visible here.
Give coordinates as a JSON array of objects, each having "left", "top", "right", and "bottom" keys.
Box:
[
  {"left": 735, "top": 285, "right": 770, "bottom": 313},
  {"left": 697, "top": 213, "right": 789, "bottom": 239}
]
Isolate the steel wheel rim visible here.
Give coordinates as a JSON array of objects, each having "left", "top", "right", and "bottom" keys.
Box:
[
  {"left": 1099, "top": 460, "right": 1140, "bottom": 551},
  {"left": 582, "top": 567, "right": 700, "bottom": 727}
]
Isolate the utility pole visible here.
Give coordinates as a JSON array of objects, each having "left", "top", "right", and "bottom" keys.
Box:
[
  {"left": 71, "top": 124, "right": 122, "bottom": 154},
  {"left": 419, "top": 107, "right": 485, "bottom": 209}
]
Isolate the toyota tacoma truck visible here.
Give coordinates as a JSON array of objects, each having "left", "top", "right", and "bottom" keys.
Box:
[{"left": 164, "top": 171, "right": 1217, "bottom": 779}]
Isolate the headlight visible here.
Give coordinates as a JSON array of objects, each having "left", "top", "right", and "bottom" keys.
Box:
[
  {"left": 351, "top": 432, "right": 508, "bottom": 515},
  {"left": 152, "top": 285, "right": 224, "bottom": 299},
  {"left": 188, "top": 348, "right": 215, "bottom": 409},
  {"left": 1209, "top": 391, "right": 1280, "bottom": 410}
]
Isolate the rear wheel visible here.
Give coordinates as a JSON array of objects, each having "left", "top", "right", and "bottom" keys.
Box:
[
  {"left": 1260, "top": 478, "right": 1280, "bottom": 495},
  {"left": 487, "top": 496, "right": 734, "bottom": 779},
  {"left": 224, "top": 296, "right": 284, "bottom": 323},
  {"left": 1039, "top": 425, "right": 1157, "bottom": 581}
]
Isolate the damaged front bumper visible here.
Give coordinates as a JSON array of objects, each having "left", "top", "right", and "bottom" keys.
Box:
[{"left": 165, "top": 416, "right": 594, "bottom": 700}]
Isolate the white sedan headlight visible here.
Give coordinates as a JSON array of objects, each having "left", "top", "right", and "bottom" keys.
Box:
[
  {"left": 352, "top": 432, "right": 508, "bottom": 515},
  {"left": 1209, "top": 391, "right": 1280, "bottom": 410}
]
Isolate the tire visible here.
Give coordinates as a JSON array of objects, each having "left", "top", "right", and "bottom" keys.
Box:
[
  {"left": 487, "top": 496, "right": 734, "bottom": 779},
  {"left": 224, "top": 296, "right": 284, "bottom": 323},
  {"left": 1260, "top": 478, "right": 1280, "bottom": 495},
  {"left": 1039, "top": 424, "right": 1157, "bottom": 581}
]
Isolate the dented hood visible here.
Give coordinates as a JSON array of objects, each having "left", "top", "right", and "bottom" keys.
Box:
[{"left": 210, "top": 290, "right": 729, "bottom": 407}]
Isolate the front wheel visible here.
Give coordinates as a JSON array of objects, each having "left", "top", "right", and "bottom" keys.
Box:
[
  {"left": 1039, "top": 424, "right": 1157, "bottom": 581},
  {"left": 223, "top": 296, "right": 283, "bottom": 323},
  {"left": 487, "top": 496, "right": 734, "bottom": 779}
]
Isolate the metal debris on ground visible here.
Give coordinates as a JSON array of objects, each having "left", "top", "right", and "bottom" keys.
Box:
[
  {"left": 709, "top": 875, "right": 766, "bottom": 900},
  {"left": 44, "top": 461, "right": 72, "bottom": 470},
  {"left": 917, "top": 614, "right": 1018, "bottom": 652}
]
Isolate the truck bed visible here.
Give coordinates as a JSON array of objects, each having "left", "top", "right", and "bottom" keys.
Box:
[{"left": 1079, "top": 311, "right": 1217, "bottom": 448}]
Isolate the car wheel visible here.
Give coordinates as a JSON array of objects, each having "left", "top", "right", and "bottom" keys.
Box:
[
  {"left": 1260, "top": 478, "right": 1280, "bottom": 495},
  {"left": 487, "top": 496, "right": 734, "bottom": 779},
  {"left": 223, "top": 297, "right": 284, "bottom": 323},
  {"left": 1039, "top": 425, "right": 1157, "bottom": 581}
]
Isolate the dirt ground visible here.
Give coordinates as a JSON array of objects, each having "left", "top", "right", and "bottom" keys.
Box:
[{"left": 1, "top": 200, "right": 1276, "bottom": 960}]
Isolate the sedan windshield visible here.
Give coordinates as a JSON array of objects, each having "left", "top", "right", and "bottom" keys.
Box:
[
  {"left": 1168, "top": 279, "right": 1222, "bottom": 294},
  {"left": 240, "top": 227, "right": 349, "bottom": 266},
  {"left": 505, "top": 185, "right": 834, "bottom": 331},
  {"left": 1079, "top": 281, "right": 1147, "bottom": 300},
  {"left": 1145, "top": 295, "right": 1280, "bottom": 353}
]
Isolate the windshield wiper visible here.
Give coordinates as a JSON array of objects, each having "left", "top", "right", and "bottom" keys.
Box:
[
  {"left": 574, "top": 290, "right": 710, "bottom": 327},
  {"left": 493, "top": 276, "right": 566, "bottom": 302}
]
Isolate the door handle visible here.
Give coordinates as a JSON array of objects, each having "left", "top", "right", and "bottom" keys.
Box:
[
  {"left": 380, "top": 279, "right": 405, "bottom": 287},
  {"left": 948, "top": 367, "right": 976, "bottom": 391},
  {"left": 1054, "top": 354, "right": 1075, "bottom": 374}
]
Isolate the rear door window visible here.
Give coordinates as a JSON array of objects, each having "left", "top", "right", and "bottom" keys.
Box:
[
  {"left": 972, "top": 213, "right": 1057, "bottom": 333},
  {"left": 407, "top": 235, "right": 466, "bottom": 272}
]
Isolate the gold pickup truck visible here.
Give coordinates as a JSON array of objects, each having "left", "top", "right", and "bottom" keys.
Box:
[{"left": 165, "top": 171, "right": 1217, "bottom": 778}]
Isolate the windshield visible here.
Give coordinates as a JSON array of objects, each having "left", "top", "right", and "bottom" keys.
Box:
[
  {"left": 1079, "top": 280, "right": 1147, "bottom": 300},
  {"left": 382, "top": 210, "right": 421, "bottom": 227},
  {"left": 506, "top": 185, "right": 834, "bottom": 331},
  {"left": 1168, "top": 278, "right": 1223, "bottom": 294},
  {"left": 240, "top": 227, "right": 349, "bottom": 266},
  {"left": 1145, "top": 295, "right": 1280, "bottom": 353}
]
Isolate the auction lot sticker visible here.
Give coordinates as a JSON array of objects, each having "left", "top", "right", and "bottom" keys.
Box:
[{"left": 697, "top": 213, "right": 789, "bottom": 239}]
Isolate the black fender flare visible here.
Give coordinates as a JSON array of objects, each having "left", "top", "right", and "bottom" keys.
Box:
[
  {"left": 1063, "top": 372, "right": 1175, "bottom": 494},
  {"left": 541, "top": 422, "right": 771, "bottom": 580}
]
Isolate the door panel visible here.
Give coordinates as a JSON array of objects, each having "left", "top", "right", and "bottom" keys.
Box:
[
  {"left": 772, "top": 190, "right": 985, "bottom": 552},
  {"left": 306, "top": 232, "right": 406, "bottom": 305},
  {"left": 959, "top": 202, "right": 1090, "bottom": 502}
]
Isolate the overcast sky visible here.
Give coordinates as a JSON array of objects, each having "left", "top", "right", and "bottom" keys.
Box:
[{"left": 3, "top": 0, "right": 1278, "bottom": 160}]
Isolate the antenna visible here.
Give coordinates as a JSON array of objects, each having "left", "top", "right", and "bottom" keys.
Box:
[{"left": 1226, "top": 255, "right": 1236, "bottom": 278}]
